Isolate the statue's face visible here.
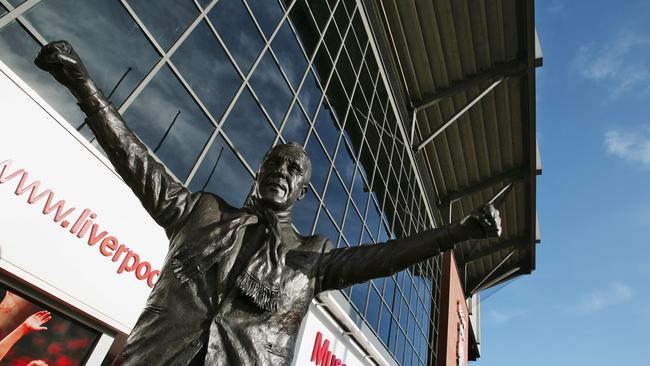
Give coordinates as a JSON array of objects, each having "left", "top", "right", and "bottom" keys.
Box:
[{"left": 256, "top": 144, "right": 312, "bottom": 211}]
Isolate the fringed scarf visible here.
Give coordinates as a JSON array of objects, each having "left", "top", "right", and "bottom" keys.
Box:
[{"left": 171, "top": 194, "right": 289, "bottom": 312}]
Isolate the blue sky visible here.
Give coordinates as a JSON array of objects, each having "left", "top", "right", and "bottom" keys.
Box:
[{"left": 479, "top": 0, "right": 650, "bottom": 364}]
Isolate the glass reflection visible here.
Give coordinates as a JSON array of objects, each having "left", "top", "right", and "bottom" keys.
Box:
[
  {"left": 287, "top": 0, "right": 320, "bottom": 58},
  {"left": 22, "top": 0, "right": 159, "bottom": 108},
  {"left": 350, "top": 168, "right": 369, "bottom": 218},
  {"left": 342, "top": 206, "right": 362, "bottom": 246},
  {"left": 305, "top": 136, "right": 330, "bottom": 195},
  {"left": 246, "top": 0, "right": 283, "bottom": 39},
  {"left": 210, "top": 0, "right": 264, "bottom": 73},
  {"left": 313, "top": 104, "right": 340, "bottom": 155},
  {"left": 173, "top": 20, "right": 241, "bottom": 122},
  {"left": 249, "top": 51, "right": 292, "bottom": 126},
  {"left": 315, "top": 210, "right": 339, "bottom": 245},
  {"left": 1, "top": 6, "right": 7, "bottom": 16},
  {"left": 378, "top": 304, "right": 392, "bottom": 345},
  {"left": 272, "top": 21, "right": 308, "bottom": 88},
  {"left": 281, "top": 104, "right": 310, "bottom": 145},
  {"left": 189, "top": 135, "right": 253, "bottom": 206},
  {"left": 323, "top": 174, "right": 347, "bottom": 225},
  {"left": 293, "top": 190, "right": 318, "bottom": 234},
  {"left": 350, "top": 282, "right": 368, "bottom": 314},
  {"left": 221, "top": 88, "right": 276, "bottom": 171},
  {"left": 127, "top": 0, "right": 198, "bottom": 50},
  {"left": 334, "top": 139, "right": 356, "bottom": 188},
  {"left": 298, "top": 70, "right": 322, "bottom": 119},
  {"left": 122, "top": 65, "right": 214, "bottom": 181},
  {"left": 366, "top": 286, "right": 381, "bottom": 330},
  {"left": 0, "top": 21, "right": 84, "bottom": 128}
]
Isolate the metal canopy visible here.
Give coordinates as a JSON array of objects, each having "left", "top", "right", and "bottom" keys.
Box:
[{"left": 363, "top": 0, "right": 542, "bottom": 297}]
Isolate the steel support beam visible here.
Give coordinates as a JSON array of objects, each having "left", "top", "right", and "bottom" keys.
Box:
[
  {"left": 439, "top": 167, "right": 527, "bottom": 206},
  {"left": 468, "top": 251, "right": 516, "bottom": 295},
  {"left": 462, "top": 235, "right": 529, "bottom": 264},
  {"left": 413, "top": 77, "right": 504, "bottom": 153},
  {"left": 411, "top": 59, "right": 527, "bottom": 111}
]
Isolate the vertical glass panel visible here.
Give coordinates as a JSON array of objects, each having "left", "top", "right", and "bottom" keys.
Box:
[
  {"left": 395, "top": 330, "right": 405, "bottom": 362},
  {"left": 366, "top": 287, "right": 381, "bottom": 330},
  {"left": 342, "top": 206, "right": 362, "bottom": 246},
  {"left": 122, "top": 66, "right": 214, "bottom": 181},
  {"left": 247, "top": 0, "right": 283, "bottom": 38},
  {"left": 221, "top": 88, "right": 276, "bottom": 170},
  {"left": 293, "top": 190, "right": 319, "bottom": 234},
  {"left": 0, "top": 21, "right": 84, "bottom": 128},
  {"left": 210, "top": 0, "right": 264, "bottom": 73},
  {"left": 7, "top": 0, "right": 25, "bottom": 7},
  {"left": 350, "top": 282, "right": 368, "bottom": 314},
  {"left": 0, "top": 5, "right": 7, "bottom": 16},
  {"left": 313, "top": 44, "right": 333, "bottom": 83},
  {"left": 306, "top": 0, "right": 330, "bottom": 31},
  {"left": 365, "top": 197, "right": 381, "bottom": 239},
  {"left": 281, "top": 103, "right": 310, "bottom": 145},
  {"left": 249, "top": 51, "right": 292, "bottom": 126},
  {"left": 315, "top": 210, "right": 339, "bottom": 245},
  {"left": 287, "top": 0, "right": 320, "bottom": 57},
  {"left": 323, "top": 174, "right": 347, "bottom": 226},
  {"left": 173, "top": 20, "right": 241, "bottom": 121},
  {"left": 189, "top": 135, "right": 253, "bottom": 206},
  {"left": 350, "top": 168, "right": 369, "bottom": 218},
  {"left": 334, "top": 139, "right": 356, "bottom": 188},
  {"left": 298, "top": 70, "right": 322, "bottom": 119},
  {"left": 305, "top": 136, "right": 330, "bottom": 195},
  {"left": 272, "top": 21, "right": 308, "bottom": 88},
  {"left": 378, "top": 304, "right": 392, "bottom": 345},
  {"left": 313, "top": 104, "right": 340, "bottom": 156},
  {"left": 197, "top": 0, "right": 212, "bottom": 8},
  {"left": 21, "top": 0, "right": 159, "bottom": 109},
  {"left": 127, "top": 0, "right": 198, "bottom": 50}
]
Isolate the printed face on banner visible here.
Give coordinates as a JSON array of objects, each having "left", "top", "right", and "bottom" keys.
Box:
[{"left": 0, "top": 283, "right": 100, "bottom": 366}]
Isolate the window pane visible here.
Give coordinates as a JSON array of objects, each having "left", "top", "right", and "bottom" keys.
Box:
[
  {"left": 189, "top": 135, "right": 253, "bottom": 207},
  {"left": 323, "top": 174, "right": 347, "bottom": 226},
  {"left": 210, "top": 0, "right": 264, "bottom": 73},
  {"left": 122, "top": 65, "right": 214, "bottom": 181},
  {"left": 246, "top": 0, "right": 283, "bottom": 38},
  {"left": 313, "top": 104, "right": 340, "bottom": 156},
  {"left": 271, "top": 21, "right": 308, "bottom": 88},
  {"left": 298, "top": 70, "right": 322, "bottom": 119},
  {"left": 350, "top": 168, "right": 369, "bottom": 218},
  {"left": 173, "top": 20, "right": 241, "bottom": 121},
  {"left": 127, "top": 0, "right": 198, "bottom": 50},
  {"left": 221, "top": 88, "right": 276, "bottom": 171},
  {"left": 342, "top": 206, "right": 362, "bottom": 246},
  {"left": 315, "top": 210, "right": 339, "bottom": 245},
  {"left": 293, "top": 190, "right": 318, "bottom": 235},
  {"left": 366, "top": 286, "right": 381, "bottom": 330},
  {"left": 249, "top": 51, "right": 292, "bottom": 126},
  {"left": 0, "top": 21, "right": 83, "bottom": 128},
  {"left": 281, "top": 104, "right": 310, "bottom": 145},
  {"left": 21, "top": 0, "right": 159, "bottom": 109},
  {"left": 305, "top": 137, "right": 330, "bottom": 195},
  {"left": 350, "top": 282, "right": 368, "bottom": 314},
  {"left": 334, "top": 139, "right": 356, "bottom": 188}
]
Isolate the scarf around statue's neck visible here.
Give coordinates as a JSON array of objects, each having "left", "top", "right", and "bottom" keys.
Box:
[
  {"left": 170, "top": 192, "right": 291, "bottom": 312},
  {"left": 236, "top": 194, "right": 291, "bottom": 312}
]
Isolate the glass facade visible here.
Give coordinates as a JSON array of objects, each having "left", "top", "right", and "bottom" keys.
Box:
[{"left": 0, "top": 1, "right": 442, "bottom": 364}]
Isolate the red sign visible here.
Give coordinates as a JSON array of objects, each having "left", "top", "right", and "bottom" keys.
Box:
[
  {"left": 311, "top": 331, "right": 347, "bottom": 366},
  {"left": 0, "top": 159, "right": 160, "bottom": 288}
]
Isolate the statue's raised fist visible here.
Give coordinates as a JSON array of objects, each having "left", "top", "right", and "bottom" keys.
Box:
[
  {"left": 460, "top": 203, "right": 502, "bottom": 240},
  {"left": 35, "top": 41, "right": 93, "bottom": 98}
]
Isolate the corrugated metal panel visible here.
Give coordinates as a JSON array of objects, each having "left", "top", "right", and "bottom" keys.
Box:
[{"left": 365, "top": 0, "right": 540, "bottom": 296}]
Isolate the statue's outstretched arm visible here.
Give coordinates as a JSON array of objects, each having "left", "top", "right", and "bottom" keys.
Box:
[
  {"left": 316, "top": 204, "right": 501, "bottom": 292},
  {"left": 35, "top": 41, "right": 198, "bottom": 237}
]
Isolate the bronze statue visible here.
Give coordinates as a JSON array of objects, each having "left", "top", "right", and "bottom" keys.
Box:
[{"left": 35, "top": 41, "right": 501, "bottom": 365}]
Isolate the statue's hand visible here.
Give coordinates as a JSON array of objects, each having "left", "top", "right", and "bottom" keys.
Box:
[
  {"left": 34, "top": 40, "right": 95, "bottom": 99},
  {"left": 460, "top": 203, "right": 502, "bottom": 239}
]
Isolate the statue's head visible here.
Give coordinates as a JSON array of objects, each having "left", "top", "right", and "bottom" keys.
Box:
[{"left": 254, "top": 143, "right": 312, "bottom": 211}]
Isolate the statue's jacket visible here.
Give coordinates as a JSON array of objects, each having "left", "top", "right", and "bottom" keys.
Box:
[{"left": 84, "top": 97, "right": 453, "bottom": 365}]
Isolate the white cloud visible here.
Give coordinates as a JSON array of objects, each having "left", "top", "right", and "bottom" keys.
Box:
[
  {"left": 573, "top": 32, "right": 650, "bottom": 97},
  {"left": 579, "top": 282, "right": 633, "bottom": 313},
  {"left": 488, "top": 308, "right": 527, "bottom": 325},
  {"left": 605, "top": 129, "right": 650, "bottom": 167}
]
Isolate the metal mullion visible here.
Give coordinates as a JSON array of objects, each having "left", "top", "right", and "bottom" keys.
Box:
[
  {"left": 306, "top": 2, "right": 360, "bottom": 236},
  {"left": 117, "top": 0, "right": 218, "bottom": 113},
  {"left": 0, "top": 0, "right": 39, "bottom": 29}
]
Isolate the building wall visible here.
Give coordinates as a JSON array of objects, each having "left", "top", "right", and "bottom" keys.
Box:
[
  {"left": 436, "top": 252, "right": 471, "bottom": 366},
  {"left": 0, "top": 1, "right": 443, "bottom": 364}
]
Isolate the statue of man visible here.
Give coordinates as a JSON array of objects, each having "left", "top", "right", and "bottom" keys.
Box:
[{"left": 35, "top": 41, "right": 501, "bottom": 365}]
